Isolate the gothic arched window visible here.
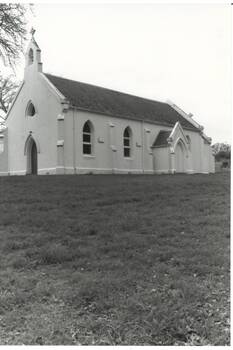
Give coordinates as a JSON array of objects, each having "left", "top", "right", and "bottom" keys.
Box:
[
  {"left": 28, "top": 48, "right": 34, "bottom": 65},
  {"left": 83, "top": 121, "right": 93, "bottom": 155},
  {"left": 26, "top": 101, "right": 36, "bottom": 117},
  {"left": 0, "top": 135, "right": 4, "bottom": 154},
  {"left": 123, "top": 127, "right": 132, "bottom": 158},
  {"left": 186, "top": 135, "right": 191, "bottom": 149}
]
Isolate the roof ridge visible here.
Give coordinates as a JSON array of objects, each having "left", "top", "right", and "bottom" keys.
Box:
[{"left": 44, "top": 73, "right": 167, "bottom": 107}]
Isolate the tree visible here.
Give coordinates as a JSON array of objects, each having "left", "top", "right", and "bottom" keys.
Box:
[
  {"left": 212, "top": 143, "right": 231, "bottom": 166},
  {"left": 212, "top": 142, "right": 231, "bottom": 156},
  {"left": 0, "top": 4, "right": 31, "bottom": 127},
  {"left": 0, "top": 3, "right": 28, "bottom": 67},
  {"left": 0, "top": 74, "right": 19, "bottom": 121},
  {"left": 215, "top": 150, "right": 231, "bottom": 162}
]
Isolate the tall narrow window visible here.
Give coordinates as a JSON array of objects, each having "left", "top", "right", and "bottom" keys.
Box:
[
  {"left": 83, "top": 121, "right": 93, "bottom": 155},
  {"left": 28, "top": 48, "right": 34, "bottom": 65},
  {"left": 186, "top": 135, "right": 191, "bottom": 150},
  {"left": 123, "top": 127, "right": 131, "bottom": 158},
  {"left": 0, "top": 136, "right": 4, "bottom": 154}
]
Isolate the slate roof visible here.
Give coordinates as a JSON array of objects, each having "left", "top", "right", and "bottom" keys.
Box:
[
  {"left": 152, "top": 130, "right": 171, "bottom": 148},
  {"left": 45, "top": 73, "right": 198, "bottom": 131}
]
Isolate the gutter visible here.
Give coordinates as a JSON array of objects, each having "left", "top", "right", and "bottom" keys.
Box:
[{"left": 68, "top": 104, "right": 198, "bottom": 132}]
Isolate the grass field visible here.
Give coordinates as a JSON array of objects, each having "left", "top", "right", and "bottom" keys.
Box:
[{"left": 0, "top": 172, "right": 230, "bottom": 345}]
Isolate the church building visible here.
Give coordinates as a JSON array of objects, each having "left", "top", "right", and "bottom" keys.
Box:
[{"left": 0, "top": 36, "right": 215, "bottom": 175}]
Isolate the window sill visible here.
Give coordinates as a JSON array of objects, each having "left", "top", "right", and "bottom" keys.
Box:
[
  {"left": 83, "top": 154, "right": 95, "bottom": 159},
  {"left": 26, "top": 114, "right": 37, "bottom": 118},
  {"left": 124, "top": 157, "right": 134, "bottom": 160}
]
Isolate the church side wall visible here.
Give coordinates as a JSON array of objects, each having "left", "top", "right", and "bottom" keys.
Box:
[
  {"left": 6, "top": 74, "right": 60, "bottom": 175},
  {"left": 63, "top": 110, "right": 212, "bottom": 174},
  {"left": 63, "top": 110, "right": 175, "bottom": 174},
  {"left": 61, "top": 110, "right": 213, "bottom": 174}
]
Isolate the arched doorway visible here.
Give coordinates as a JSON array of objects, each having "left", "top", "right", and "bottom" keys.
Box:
[
  {"left": 26, "top": 137, "right": 38, "bottom": 175},
  {"left": 31, "top": 140, "right": 37, "bottom": 174},
  {"left": 175, "top": 141, "right": 185, "bottom": 173}
]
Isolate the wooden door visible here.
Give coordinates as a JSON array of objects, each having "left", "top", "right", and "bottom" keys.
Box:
[{"left": 31, "top": 141, "right": 37, "bottom": 175}]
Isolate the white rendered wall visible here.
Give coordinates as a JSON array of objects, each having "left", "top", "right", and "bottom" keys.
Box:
[
  {"left": 3, "top": 39, "right": 214, "bottom": 176},
  {"left": 61, "top": 109, "right": 213, "bottom": 174},
  {"left": 153, "top": 147, "right": 170, "bottom": 174},
  {"left": 62, "top": 109, "right": 174, "bottom": 174},
  {"left": 5, "top": 41, "right": 62, "bottom": 175}
]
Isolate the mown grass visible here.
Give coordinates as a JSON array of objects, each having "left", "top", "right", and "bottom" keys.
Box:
[{"left": 0, "top": 172, "right": 230, "bottom": 345}]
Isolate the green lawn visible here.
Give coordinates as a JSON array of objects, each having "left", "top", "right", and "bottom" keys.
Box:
[{"left": 0, "top": 172, "right": 230, "bottom": 345}]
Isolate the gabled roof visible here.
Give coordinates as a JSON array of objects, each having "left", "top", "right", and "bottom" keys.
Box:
[
  {"left": 152, "top": 130, "right": 171, "bottom": 147},
  {"left": 45, "top": 73, "right": 199, "bottom": 131},
  {"left": 30, "top": 35, "right": 40, "bottom": 49}
]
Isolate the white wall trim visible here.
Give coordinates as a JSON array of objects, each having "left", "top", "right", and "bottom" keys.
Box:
[
  {"left": 76, "top": 167, "right": 146, "bottom": 174},
  {"left": 174, "top": 137, "right": 189, "bottom": 156},
  {"left": 167, "top": 100, "right": 203, "bottom": 131},
  {"left": 71, "top": 106, "right": 198, "bottom": 132},
  {"left": 8, "top": 168, "right": 57, "bottom": 176},
  {"left": 170, "top": 122, "right": 189, "bottom": 146},
  {"left": 40, "top": 73, "right": 67, "bottom": 102},
  {"left": 9, "top": 170, "right": 26, "bottom": 175},
  {"left": 57, "top": 114, "right": 65, "bottom": 121},
  {"left": 24, "top": 134, "right": 41, "bottom": 154},
  {"left": 4, "top": 167, "right": 210, "bottom": 176},
  {"left": 57, "top": 140, "right": 64, "bottom": 147},
  {"left": 38, "top": 167, "right": 57, "bottom": 175},
  {"left": 154, "top": 170, "right": 170, "bottom": 174}
]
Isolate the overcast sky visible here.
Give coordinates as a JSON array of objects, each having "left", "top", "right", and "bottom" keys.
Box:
[{"left": 8, "top": 2, "right": 233, "bottom": 144}]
